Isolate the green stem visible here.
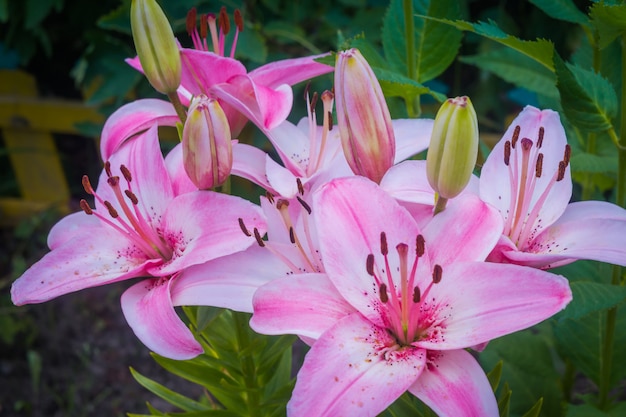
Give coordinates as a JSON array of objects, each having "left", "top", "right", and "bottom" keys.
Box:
[
  {"left": 581, "top": 133, "right": 596, "bottom": 200},
  {"left": 233, "top": 312, "right": 261, "bottom": 417},
  {"left": 403, "top": 0, "right": 421, "bottom": 117},
  {"left": 167, "top": 91, "right": 187, "bottom": 125}
]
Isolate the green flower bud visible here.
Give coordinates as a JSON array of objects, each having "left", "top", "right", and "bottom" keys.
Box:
[
  {"left": 426, "top": 96, "right": 479, "bottom": 200},
  {"left": 131, "top": 0, "right": 181, "bottom": 94}
]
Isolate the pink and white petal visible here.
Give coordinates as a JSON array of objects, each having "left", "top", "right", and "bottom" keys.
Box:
[
  {"left": 211, "top": 75, "right": 293, "bottom": 130},
  {"left": 314, "top": 177, "right": 423, "bottom": 325},
  {"left": 409, "top": 349, "right": 498, "bottom": 417},
  {"left": 100, "top": 99, "right": 178, "bottom": 160},
  {"left": 231, "top": 143, "right": 276, "bottom": 193},
  {"left": 381, "top": 160, "right": 437, "bottom": 205},
  {"left": 415, "top": 262, "right": 571, "bottom": 350},
  {"left": 171, "top": 246, "right": 291, "bottom": 313},
  {"left": 248, "top": 53, "right": 333, "bottom": 88},
  {"left": 179, "top": 49, "right": 246, "bottom": 96},
  {"left": 47, "top": 212, "right": 101, "bottom": 249},
  {"left": 121, "top": 277, "right": 203, "bottom": 360},
  {"left": 251, "top": 273, "right": 356, "bottom": 339},
  {"left": 288, "top": 313, "right": 426, "bottom": 417},
  {"left": 393, "top": 118, "right": 434, "bottom": 163},
  {"left": 266, "top": 155, "right": 300, "bottom": 198},
  {"left": 11, "top": 229, "right": 152, "bottom": 305},
  {"left": 509, "top": 200, "right": 626, "bottom": 268},
  {"left": 480, "top": 106, "right": 571, "bottom": 235},
  {"left": 164, "top": 143, "right": 198, "bottom": 196},
  {"left": 263, "top": 120, "right": 309, "bottom": 175},
  {"left": 423, "top": 194, "right": 503, "bottom": 266},
  {"left": 485, "top": 235, "right": 520, "bottom": 264},
  {"left": 152, "top": 191, "right": 265, "bottom": 276}
]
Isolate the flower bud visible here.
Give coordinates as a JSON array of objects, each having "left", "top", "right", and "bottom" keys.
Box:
[
  {"left": 335, "top": 48, "right": 395, "bottom": 184},
  {"left": 130, "top": 0, "right": 181, "bottom": 94},
  {"left": 183, "top": 95, "right": 233, "bottom": 189},
  {"left": 426, "top": 96, "right": 479, "bottom": 199}
]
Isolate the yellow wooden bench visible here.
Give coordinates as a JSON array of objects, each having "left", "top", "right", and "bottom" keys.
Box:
[{"left": 0, "top": 70, "right": 104, "bottom": 226}]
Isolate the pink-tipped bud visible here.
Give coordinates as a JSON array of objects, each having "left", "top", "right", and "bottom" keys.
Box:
[
  {"left": 426, "top": 96, "right": 479, "bottom": 199},
  {"left": 335, "top": 48, "right": 395, "bottom": 184},
  {"left": 182, "top": 95, "right": 233, "bottom": 189},
  {"left": 130, "top": 0, "right": 181, "bottom": 94}
]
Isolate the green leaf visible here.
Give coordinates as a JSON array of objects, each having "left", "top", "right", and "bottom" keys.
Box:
[
  {"left": 554, "top": 54, "right": 618, "bottom": 133},
  {"left": 346, "top": 36, "right": 389, "bottom": 70},
  {"left": 373, "top": 67, "right": 445, "bottom": 102},
  {"left": 487, "top": 361, "right": 503, "bottom": 392},
  {"left": 429, "top": 18, "right": 555, "bottom": 71},
  {"left": 236, "top": 26, "right": 268, "bottom": 64},
  {"left": 0, "top": 0, "right": 7, "bottom": 22},
  {"left": 522, "top": 398, "right": 544, "bottom": 417},
  {"left": 570, "top": 152, "right": 618, "bottom": 174},
  {"left": 529, "top": 0, "right": 589, "bottom": 25},
  {"left": 567, "top": 403, "right": 613, "bottom": 417},
  {"left": 130, "top": 367, "right": 210, "bottom": 412},
  {"left": 382, "top": 0, "right": 462, "bottom": 83},
  {"left": 556, "top": 281, "right": 626, "bottom": 321},
  {"left": 590, "top": 2, "right": 626, "bottom": 48},
  {"left": 25, "top": 0, "right": 57, "bottom": 29},
  {"left": 264, "top": 21, "right": 322, "bottom": 54},
  {"left": 460, "top": 47, "right": 558, "bottom": 98}
]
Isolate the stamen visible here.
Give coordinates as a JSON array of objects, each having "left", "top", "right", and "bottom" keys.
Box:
[
  {"left": 120, "top": 165, "right": 132, "bottom": 182},
  {"left": 366, "top": 254, "right": 375, "bottom": 276},
  {"left": 535, "top": 153, "right": 543, "bottom": 178},
  {"left": 379, "top": 283, "right": 389, "bottom": 303},
  {"left": 234, "top": 9, "right": 243, "bottom": 32},
  {"left": 107, "top": 176, "right": 119, "bottom": 187},
  {"left": 413, "top": 286, "right": 421, "bottom": 303},
  {"left": 80, "top": 199, "right": 93, "bottom": 215},
  {"left": 296, "top": 178, "right": 305, "bottom": 195},
  {"left": 504, "top": 141, "right": 511, "bottom": 166},
  {"left": 238, "top": 218, "right": 251, "bottom": 236},
  {"left": 380, "top": 232, "right": 388, "bottom": 255},
  {"left": 265, "top": 192, "right": 275, "bottom": 205},
  {"left": 564, "top": 144, "right": 571, "bottom": 166},
  {"left": 276, "top": 199, "right": 289, "bottom": 210},
  {"left": 310, "top": 91, "right": 319, "bottom": 110},
  {"left": 511, "top": 125, "right": 520, "bottom": 148},
  {"left": 537, "top": 127, "right": 544, "bottom": 148},
  {"left": 253, "top": 228, "right": 265, "bottom": 247},
  {"left": 186, "top": 8, "right": 197, "bottom": 35},
  {"left": 521, "top": 137, "right": 533, "bottom": 151},
  {"left": 416, "top": 235, "right": 425, "bottom": 257},
  {"left": 124, "top": 190, "right": 139, "bottom": 205},
  {"left": 200, "top": 14, "right": 208, "bottom": 42},
  {"left": 82, "top": 175, "right": 94, "bottom": 194},
  {"left": 557, "top": 161, "right": 566, "bottom": 181},
  {"left": 327, "top": 111, "right": 333, "bottom": 130},
  {"left": 303, "top": 82, "right": 311, "bottom": 101},
  {"left": 297, "top": 196, "right": 312, "bottom": 215},
  {"left": 104, "top": 201, "right": 119, "bottom": 218},
  {"left": 219, "top": 7, "right": 230, "bottom": 35},
  {"left": 289, "top": 227, "right": 296, "bottom": 244},
  {"left": 104, "top": 161, "right": 112, "bottom": 177},
  {"left": 432, "top": 265, "right": 443, "bottom": 284}
]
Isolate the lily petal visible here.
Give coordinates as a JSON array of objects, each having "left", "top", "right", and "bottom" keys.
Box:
[
  {"left": 179, "top": 49, "right": 247, "bottom": 96},
  {"left": 248, "top": 53, "right": 333, "bottom": 88},
  {"left": 393, "top": 118, "right": 434, "bottom": 163},
  {"left": 164, "top": 143, "right": 198, "bottom": 196},
  {"left": 121, "top": 276, "right": 203, "bottom": 360},
  {"left": 250, "top": 273, "right": 355, "bottom": 339},
  {"left": 288, "top": 313, "right": 426, "bottom": 417},
  {"left": 409, "top": 349, "right": 498, "bottom": 417},
  {"left": 231, "top": 143, "right": 276, "bottom": 193}
]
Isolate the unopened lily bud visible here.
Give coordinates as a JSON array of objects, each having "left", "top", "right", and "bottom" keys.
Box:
[
  {"left": 131, "top": 0, "right": 181, "bottom": 94},
  {"left": 183, "top": 95, "right": 232, "bottom": 189},
  {"left": 426, "top": 96, "right": 479, "bottom": 200},
  {"left": 335, "top": 48, "right": 395, "bottom": 184}
]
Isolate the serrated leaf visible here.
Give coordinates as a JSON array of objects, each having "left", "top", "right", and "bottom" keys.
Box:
[
  {"left": 97, "top": 2, "right": 131, "bottom": 34},
  {"left": 130, "top": 367, "right": 210, "bottom": 412},
  {"left": 346, "top": 36, "right": 389, "bottom": 70},
  {"left": 460, "top": 47, "right": 558, "bottom": 98},
  {"left": 235, "top": 26, "right": 268, "bottom": 64},
  {"left": 570, "top": 153, "right": 618, "bottom": 174},
  {"left": 382, "top": 0, "right": 462, "bottom": 83},
  {"left": 429, "top": 18, "right": 555, "bottom": 71},
  {"left": 554, "top": 54, "right": 617, "bottom": 133},
  {"left": 590, "top": 2, "right": 626, "bottom": 48},
  {"left": 529, "top": 0, "right": 589, "bottom": 25},
  {"left": 374, "top": 67, "right": 446, "bottom": 102},
  {"left": 556, "top": 281, "right": 626, "bottom": 321},
  {"left": 264, "top": 21, "right": 322, "bottom": 54}
]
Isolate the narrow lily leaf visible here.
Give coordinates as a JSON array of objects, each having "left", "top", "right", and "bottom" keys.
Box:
[
  {"left": 427, "top": 18, "right": 555, "bottom": 71},
  {"left": 129, "top": 367, "right": 210, "bottom": 412},
  {"left": 150, "top": 353, "right": 240, "bottom": 389},
  {"left": 487, "top": 361, "right": 503, "bottom": 392},
  {"left": 554, "top": 54, "right": 618, "bottom": 133},
  {"left": 460, "top": 48, "right": 558, "bottom": 98},
  {"left": 382, "top": 0, "right": 462, "bottom": 83},
  {"left": 556, "top": 281, "right": 626, "bottom": 321},
  {"left": 521, "top": 398, "right": 544, "bottom": 417},
  {"left": 570, "top": 153, "right": 618, "bottom": 174},
  {"left": 497, "top": 382, "right": 512, "bottom": 417},
  {"left": 590, "top": 2, "right": 626, "bottom": 48},
  {"left": 529, "top": 0, "right": 589, "bottom": 25}
]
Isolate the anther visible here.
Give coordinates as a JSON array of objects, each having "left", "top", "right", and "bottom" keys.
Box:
[
  {"left": 380, "top": 232, "right": 388, "bottom": 256},
  {"left": 504, "top": 141, "right": 511, "bottom": 166},
  {"left": 234, "top": 9, "right": 243, "bottom": 32},
  {"left": 253, "top": 228, "right": 265, "bottom": 247},
  {"left": 416, "top": 235, "right": 425, "bottom": 257},
  {"left": 537, "top": 127, "right": 544, "bottom": 148},
  {"left": 296, "top": 178, "right": 305, "bottom": 195},
  {"left": 276, "top": 199, "right": 289, "bottom": 210},
  {"left": 104, "top": 161, "right": 112, "bottom": 177},
  {"left": 124, "top": 190, "right": 139, "bottom": 205},
  {"left": 120, "top": 165, "right": 132, "bottom": 182},
  {"left": 82, "top": 175, "right": 94, "bottom": 194},
  {"left": 80, "top": 199, "right": 93, "bottom": 215},
  {"left": 432, "top": 264, "right": 443, "bottom": 284},
  {"left": 563, "top": 144, "right": 571, "bottom": 166},
  {"left": 535, "top": 153, "right": 543, "bottom": 178},
  {"left": 310, "top": 91, "right": 319, "bottom": 110},
  {"left": 104, "top": 201, "right": 119, "bottom": 218},
  {"left": 327, "top": 111, "right": 334, "bottom": 130},
  {"left": 511, "top": 125, "right": 520, "bottom": 148},
  {"left": 200, "top": 13, "right": 208, "bottom": 39},
  {"left": 366, "top": 254, "right": 375, "bottom": 276},
  {"left": 238, "top": 218, "right": 251, "bottom": 236},
  {"left": 265, "top": 192, "right": 275, "bottom": 205},
  {"left": 413, "top": 286, "right": 421, "bottom": 303},
  {"left": 186, "top": 8, "right": 197, "bottom": 34},
  {"left": 379, "top": 283, "right": 389, "bottom": 303},
  {"left": 107, "top": 176, "right": 120, "bottom": 187},
  {"left": 289, "top": 227, "right": 296, "bottom": 244},
  {"left": 219, "top": 7, "right": 230, "bottom": 35},
  {"left": 303, "top": 82, "right": 311, "bottom": 101},
  {"left": 557, "top": 161, "right": 566, "bottom": 182},
  {"left": 296, "top": 196, "right": 312, "bottom": 215}
]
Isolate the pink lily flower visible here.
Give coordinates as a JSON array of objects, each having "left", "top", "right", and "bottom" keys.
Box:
[
  {"left": 480, "top": 106, "right": 626, "bottom": 269},
  {"left": 251, "top": 176, "right": 572, "bottom": 416},
  {"left": 11, "top": 124, "right": 266, "bottom": 359}
]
